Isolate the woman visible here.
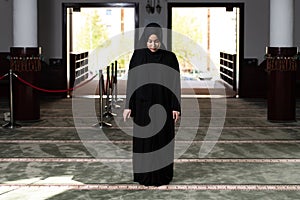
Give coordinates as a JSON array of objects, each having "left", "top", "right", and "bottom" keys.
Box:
[{"left": 123, "top": 23, "right": 181, "bottom": 186}]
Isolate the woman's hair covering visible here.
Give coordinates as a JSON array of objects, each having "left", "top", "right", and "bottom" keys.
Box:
[{"left": 137, "top": 23, "right": 166, "bottom": 50}]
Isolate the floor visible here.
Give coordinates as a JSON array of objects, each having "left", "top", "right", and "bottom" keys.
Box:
[
  {"left": 0, "top": 94, "right": 300, "bottom": 200},
  {"left": 72, "top": 78, "right": 237, "bottom": 97}
]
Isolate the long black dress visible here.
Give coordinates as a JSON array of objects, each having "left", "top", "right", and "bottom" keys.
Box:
[{"left": 125, "top": 48, "right": 181, "bottom": 186}]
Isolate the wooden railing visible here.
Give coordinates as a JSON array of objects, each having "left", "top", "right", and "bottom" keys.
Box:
[
  {"left": 220, "top": 52, "right": 237, "bottom": 90},
  {"left": 70, "top": 52, "right": 89, "bottom": 87}
]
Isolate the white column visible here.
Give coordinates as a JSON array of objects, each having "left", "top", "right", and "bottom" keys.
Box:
[
  {"left": 13, "top": 0, "right": 37, "bottom": 47},
  {"left": 270, "top": 0, "right": 294, "bottom": 47}
]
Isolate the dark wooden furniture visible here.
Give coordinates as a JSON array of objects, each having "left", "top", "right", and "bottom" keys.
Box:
[
  {"left": 40, "top": 58, "right": 67, "bottom": 98},
  {"left": 296, "top": 52, "right": 300, "bottom": 98},
  {"left": 11, "top": 47, "right": 41, "bottom": 121},
  {"left": 220, "top": 52, "right": 236, "bottom": 91},
  {"left": 266, "top": 47, "right": 297, "bottom": 122},
  {"left": 70, "top": 52, "right": 89, "bottom": 88},
  {"left": 239, "top": 58, "right": 267, "bottom": 98},
  {"left": 0, "top": 52, "right": 10, "bottom": 98}
]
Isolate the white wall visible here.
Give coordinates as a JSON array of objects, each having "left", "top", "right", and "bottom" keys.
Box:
[
  {"left": 0, "top": 0, "right": 12, "bottom": 52},
  {"left": 0, "top": 0, "right": 299, "bottom": 62},
  {"left": 243, "top": 0, "right": 269, "bottom": 61},
  {"left": 295, "top": 0, "right": 300, "bottom": 49}
]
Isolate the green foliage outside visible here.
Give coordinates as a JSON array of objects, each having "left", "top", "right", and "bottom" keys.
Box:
[
  {"left": 172, "top": 9, "right": 203, "bottom": 73},
  {"left": 74, "top": 8, "right": 204, "bottom": 75},
  {"left": 74, "top": 10, "right": 109, "bottom": 52}
]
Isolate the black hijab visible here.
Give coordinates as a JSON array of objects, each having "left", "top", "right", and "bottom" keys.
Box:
[{"left": 136, "top": 23, "right": 166, "bottom": 50}]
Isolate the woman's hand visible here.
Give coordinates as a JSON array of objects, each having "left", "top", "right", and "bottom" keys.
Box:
[
  {"left": 123, "top": 109, "right": 132, "bottom": 122},
  {"left": 172, "top": 111, "right": 180, "bottom": 123}
]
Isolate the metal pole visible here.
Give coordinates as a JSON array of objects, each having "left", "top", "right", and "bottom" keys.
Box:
[
  {"left": 3, "top": 69, "right": 21, "bottom": 128},
  {"left": 103, "top": 65, "right": 116, "bottom": 118},
  {"left": 106, "top": 65, "right": 110, "bottom": 111},
  {"left": 111, "top": 62, "right": 115, "bottom": 107},
  {"left": 99, "top": 70, "right": 104, "bottom": 127},
  {"left": 111, "top": 62, "right": 120, "bottom": 108},
  {"left": 115, "top": 60, "right": 123, "bottom": 103},
  {"left": 93, "top": 69, "right": 111, "bottom": 128},
  {"left": 114, "top": 60, "right": 117, "bottom": 101}
]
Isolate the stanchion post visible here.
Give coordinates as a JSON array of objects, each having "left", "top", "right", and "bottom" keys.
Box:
[
  {"left": 105, "top": 65, "right": 110, "bottom": 111},
  {"left": 3, "top": 69, "right": 21, "bottom": 129},
  {"left": 93, "top": 69, "right": 111, "bottom": 128},
  {"left": 115, "top": 60, "right": 123, "bottom": 103},
  {"left": 113, "top": 60, "right": 121, "bottom": 108},
  {"left": 103, "top": 65, "right": 116, "bottom": 118},
  {"left": 111, "top": 62, "right": 115, "bottom": 106},
  {"left": 111, "top": 62, "right": 120, "bottom": 109},
  {"left": 99, "top": 70, "right": 104, "bottom": 127}
]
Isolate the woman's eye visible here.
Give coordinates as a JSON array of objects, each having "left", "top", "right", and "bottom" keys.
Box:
[{"left": 148, "top": 40, "right": 159, "bottom": 43}]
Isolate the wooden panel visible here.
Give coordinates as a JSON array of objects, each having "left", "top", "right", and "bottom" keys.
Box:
[
  {"left": 10, "top": 47, "right": 41, "bottom": 121},
  {"left": 0, "top": 52, "right": 10, "bottom": 98},
  {"left": 239, "top": 58, "right": 267, "bottom": 98},
  {"left": 70, "top": 52, "right": 89, "bottom": 88},
  {"left": 296, "top": 52, "right": 300, "bottom": 98},
  {"left": 219, "top": 52, "right": 236, "bottom": 90},
  {"left": 40, "top": 58, "right": 66, "bottom": 98}
]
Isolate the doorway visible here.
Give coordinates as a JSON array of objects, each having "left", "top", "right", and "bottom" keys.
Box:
[
  {"left": 62, "top": 3, "right": 138, "bottom": 95},
  {"left": 168, "top": 3, "right": 244, "bottom": 97}
]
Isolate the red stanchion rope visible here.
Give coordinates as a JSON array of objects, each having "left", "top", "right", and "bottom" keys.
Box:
[
  {"left": 15, "top": 73, "right": 97, "bottom": 93},
  {"left": 0, "top": 73, "right": 8, "bottom": 80}
]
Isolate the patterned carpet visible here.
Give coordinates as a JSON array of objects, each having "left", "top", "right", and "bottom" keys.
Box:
[{"left": 0, "top": 95, "right": 300, "bottom": 200}]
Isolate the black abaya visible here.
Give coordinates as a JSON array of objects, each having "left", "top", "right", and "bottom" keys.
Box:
[{"left": 125, "top": 48, "right": 181, "bottom": 186}]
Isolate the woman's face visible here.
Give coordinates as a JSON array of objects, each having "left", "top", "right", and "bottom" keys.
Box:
[{"left": 147, "top": 34, "right": 161, "bottom": 52}]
